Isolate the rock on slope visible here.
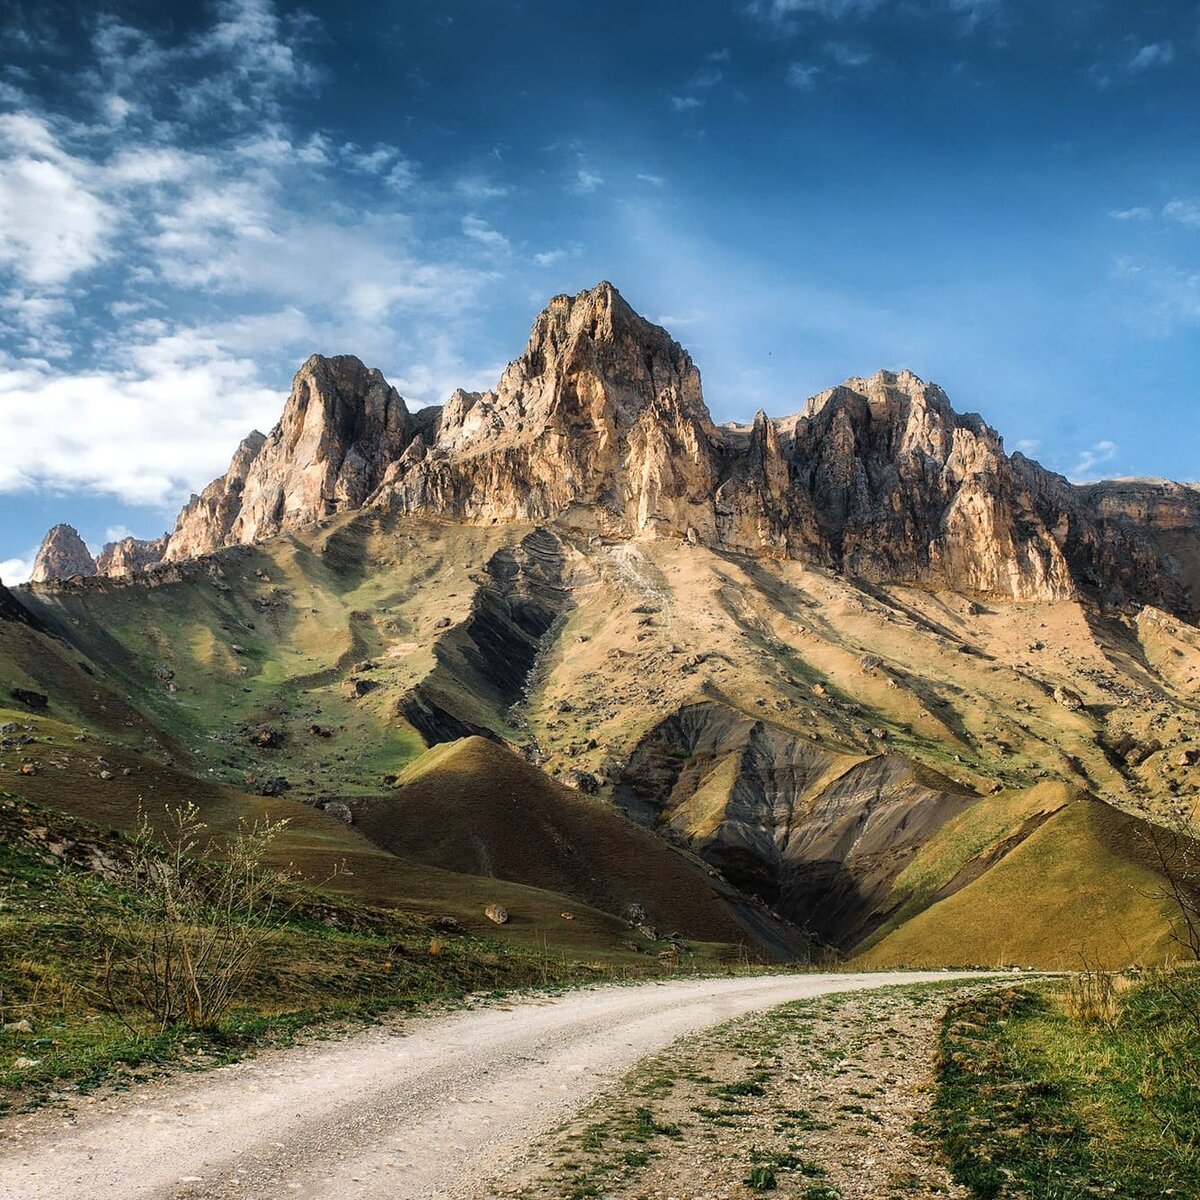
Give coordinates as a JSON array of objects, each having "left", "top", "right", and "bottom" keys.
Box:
[{"left": 95, "top": 535, "right": 169, "bottom": 578}]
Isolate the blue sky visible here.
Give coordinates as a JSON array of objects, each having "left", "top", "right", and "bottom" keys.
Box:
[{"left": 1, "top": 0, "right": 1198, "bottom": 579}]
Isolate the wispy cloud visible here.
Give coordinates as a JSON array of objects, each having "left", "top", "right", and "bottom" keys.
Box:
[
  {"left": 1163, "top": 198, "right": 1200, "bottom": 229},
  {"left": 0, "top": 0, "right": 509, "bottom": 510},
  {"left": 947, "top": 0, "right": 1003, "bottom": 30},
  {"left": 786, "top": 63, "right": 821, "bottom": 89},
  {"left": 569, "top": 168, "right": 604, "bottom": 194},
  {"left": 1109, "top": 206, "right": 1151, "bottom": 221},
  {"left": 637, "top": 172, "right": 666, "bottom": 187},
  {"left": 825, "top": 41, "right": 872, "bottom": 67},
  {"left": 1069, "top": 439, "right": 1118, "bottom": 481},
  {"left": 461, "top": 214, "right": 510, "bottom": 252},
  {"left": 1128, "top": 42, "right": 1173, "bottom": 73},
  {"left": 670, "top": 94, "right": 704, "bottom": 111},
  {"left": 744, "top": 0, "right": 885, "bottom": 21}
]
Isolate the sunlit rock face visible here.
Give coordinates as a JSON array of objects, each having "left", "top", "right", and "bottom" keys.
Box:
[
  {"left": 30, "top": 524, "right": 96, "bottom": 583},
  {"left": 103, "top": 281, "right": 1194, "bottom": 615}
]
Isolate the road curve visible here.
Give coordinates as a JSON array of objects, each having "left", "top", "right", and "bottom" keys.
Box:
[{"left": 0, "top": 971, "right": 972, "bottom": 1199}]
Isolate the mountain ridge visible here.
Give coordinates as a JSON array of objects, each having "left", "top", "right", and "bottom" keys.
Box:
[{"left": 25, "top": 282, "right": 1198, "bottom": 619}]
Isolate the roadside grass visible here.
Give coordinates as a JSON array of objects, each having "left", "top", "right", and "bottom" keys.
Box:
[
  {"left": 932, "top": 971, "right": 1200, "bottom": 1198},
  {"left": 0, "top": 792, "right": 683, "bottom": 1112}
]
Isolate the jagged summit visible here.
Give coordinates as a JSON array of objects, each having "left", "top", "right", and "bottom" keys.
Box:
[
  {"left": 23, "top": 283, "right": 1200, "bottom": 617},
  {"left": 31, "top": 524, "right": 96, "bottom": 584}
]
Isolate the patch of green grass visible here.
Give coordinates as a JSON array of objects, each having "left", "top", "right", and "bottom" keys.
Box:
[
  {"left": 710, "top": 1078, "right": 766, "bottom": 1099},
  {"left": 745, "top": 1164, "right": 777, "bottom": 1191},
  {"left": 932, "top": 975, "right": 1200, "bottom": 1198},
  {"left": 0, "top": 792, "right": 663, "bottom": 1108}
]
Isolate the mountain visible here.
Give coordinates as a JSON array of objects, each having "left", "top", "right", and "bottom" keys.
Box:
[
  {"left": 30, "top": 523, "right": 97, "bottom": 583},
  {"left": 8, "top": 282, "right": 1200, "bottom": 968},
  {"left": 31, "top": 524, "right": 168, "bottom": 584}
]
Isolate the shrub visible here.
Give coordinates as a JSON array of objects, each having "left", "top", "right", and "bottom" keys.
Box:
[{"left": 62, "top": 803, "right": 294, "bottom": 1030}]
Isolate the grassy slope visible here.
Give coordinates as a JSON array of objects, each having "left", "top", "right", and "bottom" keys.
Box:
[
  {"left": 0, "top": 791, "right": 699, "bottom": 1108},
  {"left": 0, "top": 706, "right": 712, "bottom": 964},
  {"left": 6, "top": 510, "right": 1199, "bottom": 971},
  {"left": 856, "top": 798, "right": 1182, "bottom": 969},
  {"left": 17, "top": 515, "right": 518, "bottom": 802},
  {"left": 352, "top": 736, "right": 797, "bottom": 952},
  {"left": 934, "top": 973, "right": 1200, "bottom": 1198}
]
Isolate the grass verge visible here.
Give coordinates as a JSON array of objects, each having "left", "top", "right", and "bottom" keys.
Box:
[
  {"left": 931, "top": 972, "right": 1200, "bottom": 1198},
  {"left": 0, "top": 792, "right": 691, "bottom": 1113}
]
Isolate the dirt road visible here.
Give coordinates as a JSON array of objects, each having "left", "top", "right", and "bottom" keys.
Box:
[{"left": 0, "top": 972, "right": 969, "bottom": 1199}]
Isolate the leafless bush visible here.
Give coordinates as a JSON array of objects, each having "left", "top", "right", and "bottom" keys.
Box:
[
  {"left": 63, "top": 803, "right": 294, "bottom": 1030},
  {"left": 1142, "top": 804, "right": 1200, "bottom": 961}
]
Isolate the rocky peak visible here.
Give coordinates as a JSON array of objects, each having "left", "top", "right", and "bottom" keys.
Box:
[
  {"left": 431, "top": 282, "right": 713, "bottom": 457},
  {"left": 165, "top": 355, "right": 410, "bottom": 560},
  {"left": 30, "top": 524, "right": 96, "bottom": 584},
  {"left": 95, "top": 534, "right": 168, "bottom": 578},
  {"left": 382, "top": 283, "right": 721, "bottom": 537},
  {"left": 58, "top": 284, "right": 1193, "bottom": 615}
]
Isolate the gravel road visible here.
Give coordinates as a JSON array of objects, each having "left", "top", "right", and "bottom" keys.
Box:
[{"left": 0, "top": 971, "right": 968, "bottom": 1199}]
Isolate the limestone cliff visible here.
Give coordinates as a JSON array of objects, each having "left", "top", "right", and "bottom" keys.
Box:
[
  {"left": 30, "top": 525, "right": 96, "bottom": 583},
  {"left": 381, "top": 282, "right": 723, "bottom": 539},
  {"left": 165, "top": 355, "right": 409, "bottom": 560},
  {"left": 41, "top": 282, "right": 1194, "bottom": 614},
  {"left": 95, "top": 535, "right": 168, "bottom": 578}
]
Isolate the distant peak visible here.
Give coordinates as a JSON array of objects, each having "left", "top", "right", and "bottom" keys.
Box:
[{"left": 31, "top": 523, "right": 96, "bottom": 584}]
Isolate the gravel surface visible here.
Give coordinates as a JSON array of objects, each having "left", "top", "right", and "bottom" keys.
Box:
[
  {"left": 497, "top": 981, "right": 979, "bottom": 1198},
  {"left": 0, "top": 972, "right": 970, "bottom": 1200}
]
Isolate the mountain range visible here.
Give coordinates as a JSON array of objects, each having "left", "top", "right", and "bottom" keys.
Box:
[{"left": 6, "top": 282, "right": 1199, "bottom": 968}]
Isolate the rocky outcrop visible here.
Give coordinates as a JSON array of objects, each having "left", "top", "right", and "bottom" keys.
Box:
[
  {"left": 381, "top": 283, "right": 723, "bottom": 540},
  {"left": 165, "top": 355, "right": 410, "bottom": 560},
  {"left": 42, "top": 282, "right": 1193, "bottom": 613},
  {"left": 95, "top": 535, "right": 168, "bottom": 578},
  {"left": 615, "top": 700, "right": 977, "bottom": 947},
  {"left": 1014, "top": 464, "right": 1200, "bottom": 617},
  {"left": 165, "top": 432, "right": 267, "bottom": 562},
  {"left": 30, "top": 525, "right": 96, "bottom": 583},
  {"left": 777, "top": 372, "right": 1075, "bottom": 598}
]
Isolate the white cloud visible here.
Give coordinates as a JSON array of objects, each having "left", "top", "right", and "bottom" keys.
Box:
[
  {"left": 1109, "top": 206, "right": 1151, "bottom": 221},
  {"left": 787, "top": 63, "right": 822, "bottom": 89},
  {"left": 670, "top": 94, "right": 704, "bottom": 111},
  {"left": 1128, "top": 42, "right": 1173, "bottom": 72},
  {"left": 569, "top": 168, "right": 604, "bottom": 195},
  {"left": 461, "top": 214, "right": 511, "bottom": 252},
  {"left": 1015, "top": 438, "right": 1040, "bottom": 455},
  {"left": 0, "top": 554, "right": 35, "bottom": 586},
  {"left": 1163, "top": 198, "right": 1200, "bottom": 229},
  {"left": 455, "top": 176, "right": 510, "bottom": 201},
  {"left": 533, "top": 249, "right": 567, "bottom": 267},
  {"left": 637, "top": 173, "right": 666, "bottom": 187},
  {"left": 0, "top": 115, "right": 113, "bottom": 286},
  {"left": 103, "top": 524, "right": 135, "bottom": 543},
  {"left": 1069, "top": 440, "right": 1118, "bottom": 481},
  {"left": 0, "top": 335, "right": 283, "bottom": 506}
]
